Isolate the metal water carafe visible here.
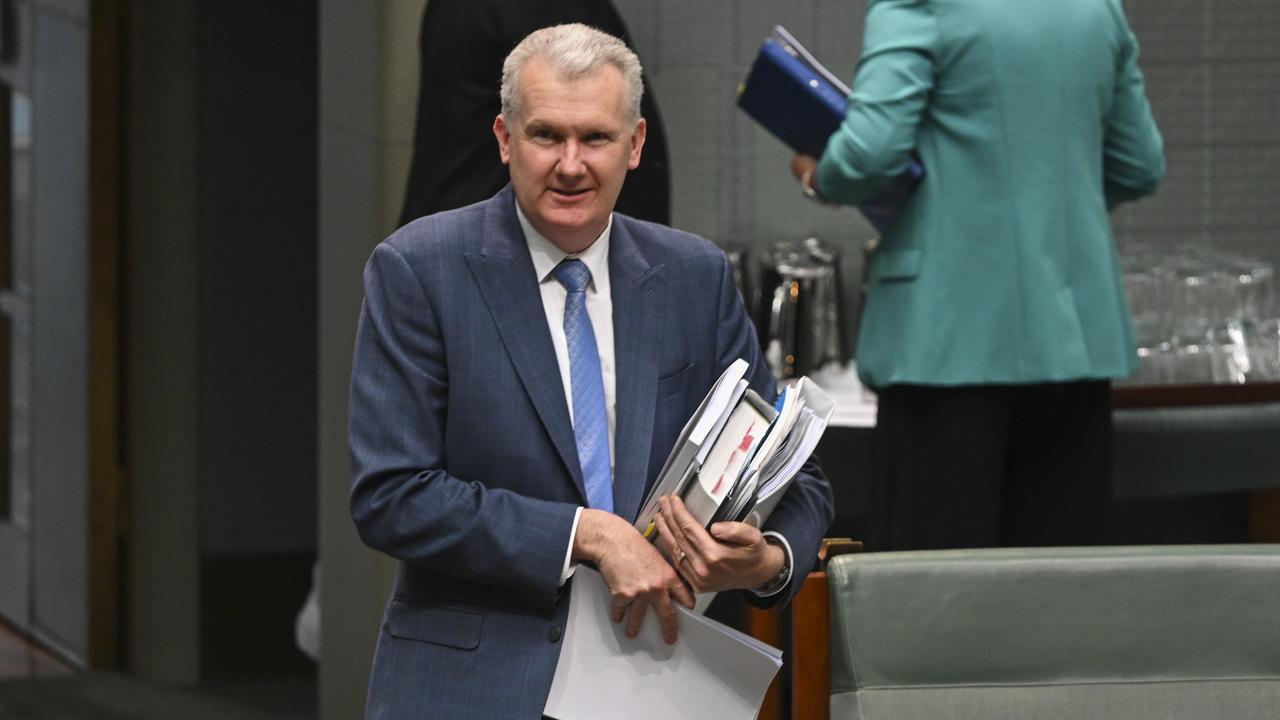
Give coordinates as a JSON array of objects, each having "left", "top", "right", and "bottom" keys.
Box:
[
  {"left": 721, "top": 242, "right": 759, "bottom": 325},
  {"left": 764, "top": 238, "right": 849, "bottom": 379}
]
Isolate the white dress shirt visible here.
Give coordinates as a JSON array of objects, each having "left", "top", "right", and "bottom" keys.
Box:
[{"left": 516, "top": 206, "right": 614, "bottom": 585}]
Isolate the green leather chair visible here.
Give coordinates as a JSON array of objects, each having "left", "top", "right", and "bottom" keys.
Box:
[{"left": 825, "top": 545, "right": 1280, "bottom": 719}]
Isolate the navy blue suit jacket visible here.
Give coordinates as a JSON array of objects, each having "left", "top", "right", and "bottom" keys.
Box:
[{"left": 349, "top": 186, "right": 833, "bottom": 719}]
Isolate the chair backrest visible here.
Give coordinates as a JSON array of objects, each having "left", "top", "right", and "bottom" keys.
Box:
[{"left": 827, "top": 545, "right": 1280, "bottom": 720}]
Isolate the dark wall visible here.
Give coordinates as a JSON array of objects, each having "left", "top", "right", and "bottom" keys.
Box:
[
  {"left": 197, "top": 0, "right": 318, "bottom": 556},
  {"left": 194, "top": 0, "right": 318, "bottom": 680},
  {"left": 1112, "top": 0, "right": 1280, "bottom": 267}
]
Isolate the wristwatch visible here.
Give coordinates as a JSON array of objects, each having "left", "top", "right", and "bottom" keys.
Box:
[{"left": 755, "top": 535, "right": 792, "bottom": 596}]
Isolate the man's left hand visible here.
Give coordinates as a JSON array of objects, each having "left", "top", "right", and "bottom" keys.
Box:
[{"left": 654, "top": 496, "right": 784, "bottom": 594}]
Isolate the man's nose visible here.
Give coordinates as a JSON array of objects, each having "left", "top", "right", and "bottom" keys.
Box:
[{"left": 556, "top": 141, "right": 586, "bottom": 178}]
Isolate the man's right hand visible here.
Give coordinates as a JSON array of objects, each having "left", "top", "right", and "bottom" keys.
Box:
[{"left": 572, "top": 508, "right": 694, "bottom": 644}]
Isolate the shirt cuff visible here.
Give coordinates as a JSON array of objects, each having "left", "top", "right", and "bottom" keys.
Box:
[
  {"left": 559, "top": 506, "right": 584, "bottom": 586},
  {"left": 751, "top": 530, "right": 794, "bottom": 598}
]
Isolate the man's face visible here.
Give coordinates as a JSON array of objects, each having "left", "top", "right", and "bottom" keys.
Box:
[{"left": 494, "top": 57, "right": 646, "bottom": 253}]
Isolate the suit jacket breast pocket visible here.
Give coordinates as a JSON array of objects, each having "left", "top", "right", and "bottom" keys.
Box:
[
  {"left": 386, "top": 599, "right": 483, "bottom": 651},
  {"left": 656, "top": 362, "right": 694, "bottom": 401}
]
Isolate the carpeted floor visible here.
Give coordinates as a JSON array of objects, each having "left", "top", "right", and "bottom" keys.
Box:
[{"left": 0, "top": 672, "right": 316, "bottom": 720}]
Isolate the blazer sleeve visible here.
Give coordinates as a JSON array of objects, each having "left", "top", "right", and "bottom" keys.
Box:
[
  {"left": 709, "top": 252, "right": 835, "bottom": 609},
  {"left": 348, "top": 241, "right": 578, "bottom": 613},
  {"left": 1101, "top": 1, "right": 1165, "bottom": 209},
  {"left": 816, "top": 0, "right": 938, "bottom": 206}
]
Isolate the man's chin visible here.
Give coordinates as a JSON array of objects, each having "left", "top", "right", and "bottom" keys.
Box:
[
  {"left": 536, "top": 211, "right": 607, "bottom": 251},
  {"left": 539, "top": 202, "right": 597, "bottom": 225}
]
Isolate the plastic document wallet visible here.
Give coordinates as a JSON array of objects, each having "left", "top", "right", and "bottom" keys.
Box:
[{"left": 737, "top": 25, "right": 925, "bottom": 233}]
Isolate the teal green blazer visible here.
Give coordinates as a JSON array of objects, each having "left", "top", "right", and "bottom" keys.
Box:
[{"left": 817, "top": 0, "right": 1164, "bottom": 388}]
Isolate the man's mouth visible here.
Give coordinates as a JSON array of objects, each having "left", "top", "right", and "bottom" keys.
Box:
[{"left": 550, "top": 187, "right": 591, "bottom": 199}]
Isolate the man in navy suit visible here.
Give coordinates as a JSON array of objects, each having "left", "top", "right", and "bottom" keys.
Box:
[{"left": 349, "top": 24, "right": 833, "bottom": 719}]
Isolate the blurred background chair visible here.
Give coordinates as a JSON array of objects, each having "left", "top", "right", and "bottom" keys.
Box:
[{"left": 796, "top": 545, "right": 1280, "bottom": 720}]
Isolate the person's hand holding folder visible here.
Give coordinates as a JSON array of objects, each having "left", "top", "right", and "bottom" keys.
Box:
[
  {"left": 791, "top": 153, "right": 837, "bottom": 206},
  {"left": 737, "top": 25, "right": 924, "bottom": 231},
  {"left": 652, "top": 496, "right": 785, "bottom": 595}
]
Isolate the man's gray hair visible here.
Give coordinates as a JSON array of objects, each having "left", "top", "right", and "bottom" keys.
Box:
[{"left": 501, "top": 23, "right": 644, "bottom": 126}]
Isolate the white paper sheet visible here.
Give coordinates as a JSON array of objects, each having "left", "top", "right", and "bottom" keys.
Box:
[{"left": 544, "top": 568, "right": 783, "bottom": 720}]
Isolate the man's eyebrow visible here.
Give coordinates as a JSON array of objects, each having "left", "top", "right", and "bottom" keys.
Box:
[{"left": 522, "top": 120, "right": 619, "bottom": 139}]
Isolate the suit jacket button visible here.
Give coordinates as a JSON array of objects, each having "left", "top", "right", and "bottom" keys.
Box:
[{"left": 549, "top": 625, "right": 562, "bottom": 643}]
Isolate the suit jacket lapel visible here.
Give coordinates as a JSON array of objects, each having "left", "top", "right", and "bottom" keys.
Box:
[
  {"left": 465, "top": 187, "right": 587, "bottom": 504},
  {"left": 609, "top": 219, "right": 664, "bottom": 522}
]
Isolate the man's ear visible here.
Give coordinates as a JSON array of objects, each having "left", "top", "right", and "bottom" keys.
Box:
[
  {"left": 494, "top": 114, "right": 512, "bottom": 165},
  {"left": 627, "top": 117, "right": 647, "bottom": 170}
]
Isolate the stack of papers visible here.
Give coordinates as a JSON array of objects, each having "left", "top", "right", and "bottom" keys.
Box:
[
  {"left": 543, "top": 568, "right": 783, "bottom": 720},
  {"left": 637, "top": 358, "right": 753, "bottom": 537},
  {"left": 635, "top": 358, "right": 836, "bottom": 543},
  {"left": 545, "top": 361, "right": 834, "bottom": 718}
]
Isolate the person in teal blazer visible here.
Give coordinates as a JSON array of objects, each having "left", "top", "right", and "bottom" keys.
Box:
[{"left": 793, "top": 0, "right": 1164, "bottom": 550}]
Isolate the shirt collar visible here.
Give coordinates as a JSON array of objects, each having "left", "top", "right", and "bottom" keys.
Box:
[{"left": 517, "top": 204, "right": 612, "bottom": 295}]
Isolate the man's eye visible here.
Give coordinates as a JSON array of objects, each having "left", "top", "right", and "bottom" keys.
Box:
[{"left": 584, "top": 133, "right": 612, "bottom": 146}]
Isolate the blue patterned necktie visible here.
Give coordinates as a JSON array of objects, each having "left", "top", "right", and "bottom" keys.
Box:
[{"left": 552, "top": 259, "right": 614, "bottom": 513}]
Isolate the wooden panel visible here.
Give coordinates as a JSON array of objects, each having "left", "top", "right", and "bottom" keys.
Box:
[
  {"left": 1250, "top": 490, "right": 1280, "bottom": 543},
  {"left": 745, "top": 606, "right": 783, "bottom": 720},
  {"left": 1114, "top": 382, "right": 1280, "bottom": 408},
  {"left": 791, "top": 571, "right": 830, "bottom": 720},
  {"left": 87, "top": 0, "right": 123, "bottom": 670}
]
